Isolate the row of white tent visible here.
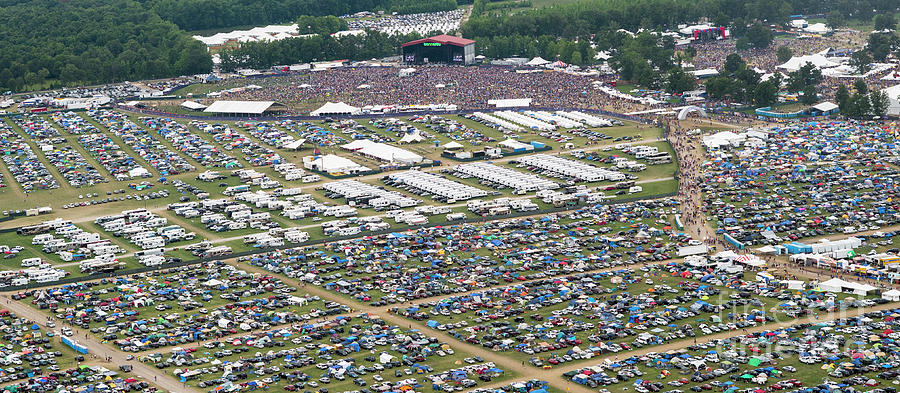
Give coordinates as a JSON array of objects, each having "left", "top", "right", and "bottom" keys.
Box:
[
  {"left": 322, "top": 179, "right": 419, "bottom": 208},
  {"left": 557, "top": 111, "right": 614, "bottom": 127},
  {"left": 472, "top": 112, "right": 524, "bottom": 132},
  {"left": 454, "top": 162, "right": 559, "bottom": 192},
  {"left": 818, "top": 277, "right": 877, "bottom": 295},
  {"left": 517, "top": 154, "right": 626, "bottom": 182},
  {"left": 387, "top": 171, "right": 488, "bottom": 201},
  {"left": 493, "top": 111, "right": 556, "bottom": 131},
  {"left": 525, "top": 111, "right": 580, "bottom": 128}
]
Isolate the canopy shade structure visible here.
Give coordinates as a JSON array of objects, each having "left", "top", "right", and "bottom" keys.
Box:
[
  {"left": 180, "top": 101, "right": 207, "bottom": 111},
  {"left": 203, "top": 100, "right": 285, "bottom": 116},
  {"left": 310, "top": 102, "right": 361, "bottom": 116}
]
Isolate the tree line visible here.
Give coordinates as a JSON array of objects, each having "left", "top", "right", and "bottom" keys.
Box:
[
  {"left": 0, "top": 0, "right": 212, "bottom": 93},
  {"left": 144, "top": 0, "right": 457, "bottom": 32},
  {"left": 218, "top": 30, "right": 429, "bottom": 71},
  {"left": 461, "top": 0, "right": 899, "bottom": 40}
]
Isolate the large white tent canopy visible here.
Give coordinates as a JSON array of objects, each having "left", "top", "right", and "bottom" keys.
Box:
[
  {"left": 204, "top": 100, "right": 278, "bottom": 114},
  {"left": 525, "top": 57, "right": 550, "bottom": 66},
  {"left": 302, "top": 154, "right": 368, "bottom": 173},
  {"left": 342, "top": 139, "right": 423, "bottom": 164},
  {"left": 310, "top": 102, "right": 361, "bottom": 116},
  {"left": 181, "top": 101, "right": 207, "bottom": 110},
  {"left": 776, "top": 54, "right": 838, "bottom": 72}
]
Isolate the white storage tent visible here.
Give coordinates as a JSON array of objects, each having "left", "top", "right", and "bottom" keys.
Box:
[
  {"left": 311, "top": 102, "right": 362, "bottom": 116},
  {"left": 883, "top": 289, "right": 900, "bottom": 301},
  {"left": 342, "top": 139, "right": 423, "bottom": 165},
  {"left": 302, "top": 154, "right": 368, "bottom": 174}
]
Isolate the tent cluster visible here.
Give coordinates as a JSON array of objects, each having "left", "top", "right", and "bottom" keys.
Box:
[
  {"left": 148, "top": 314, "right": 497, "bottom": 392},
  {"left": 90, "top": 110, "right": 195, "bottom": 176},
  {"left": 190, "top": 121, "right": 283, "bottom": 167},
  {"left": 0, "top": 119, "right": 59, "bottom": 192},
  {"left": 25, "top": 262, "right": 338, "bottom": 352},
  {"left": 142, "top": 118, "right": 243, "bottom": 169},
  {"left": 12, "top": 114, "right": 104, "bottom": 188},
  {"left": 52, "top": 112, "right": 150, "bottom": 181},
  {"left": 398, "top": 259, "right": 845, "bottom": 360},
  {"left": 246, "top": 198, "right": 690, "bottom": 304},
  {"left": 567, "top": 309, "right": 900, "bottom": 392},
  {"left": 703, "top": 120, "right": 900, "bottom": 253}
]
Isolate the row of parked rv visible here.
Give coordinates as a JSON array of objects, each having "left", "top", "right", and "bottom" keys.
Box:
[
  {"left": 226, "top": 168, "right": 283, "bottom": 192},
  {"left": 320, "top": 180, "right": 420, "bottom": 210},
  {"left": 243, "top": 227, "right": 310, "bottom": 247},
  {"left": 623, "top": 144, "right": 673, "bottom": 165},
  {"left": 273, "top": 162, "right": 320, "bottom": 183},
  {"left": 516, "top": 154, "right": 626, "bottom": 183},
  {"left": 466, "top": 198, "right": 538, "bottom": 216},
  {"left": 454, "top": 162, "right": 559, "bottom": 193},
  {"left": 94, "top": 208, "right": 195, "bottom": 252},
  {"left": 19, "top": 218, "right": 122, "bottom": 275},
  {"left": 168, "top": 198, "right": 280, "bottom": 233},
  {"left": 383, "top": 170, "right": 488, "bottom": 203}
]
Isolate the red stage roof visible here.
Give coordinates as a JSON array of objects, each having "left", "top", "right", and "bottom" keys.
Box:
[{"left": 401, "top": 34, "right": 475, "bottom": 48}]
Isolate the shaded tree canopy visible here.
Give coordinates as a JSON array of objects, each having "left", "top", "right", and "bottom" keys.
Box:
[{"left": 0, "top": 0, "right": 212, "bottom": 92}]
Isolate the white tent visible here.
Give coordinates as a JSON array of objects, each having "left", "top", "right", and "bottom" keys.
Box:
[
  {"left": 302, "top": 154, "right": 368, "bottom": 174},
  {"left": 129, "top": 168, "right": 150, "bottom": 178},
  {"left": 282, "top": 139, "right": 305, "bottom": 150},
  {"left": 812, "top": 102, "right": 839, "bottom": 112},
  {"left": 342, "top": 139, "right": 423, "bottom": 164},
  {"left": 204, "top": 100, "right": 277, "bottom": 114},
  {"left": 443, "top": 141, "right": 463, "bottom": 150},
  {"left": 777, "top": 54, "right": 838, "bottom": 72},
  {"left": 883, "top": 289, "right": 900, "bottom": 302},
  {"left": 310, "top": 102, "right": 361, "bottom": 116},
  {"left": 819, "top": 277, "right": 876, "bottom": 295},
  {"left": 883, "top": 84, "right": 900, "bottom": 116},
  {"left": 181, "top": 101, "right": 207, "bottom": 111},
  {"left": 399, "top": 132, "right": 424, "bottom": 144},
  {"left": 819, "top": 278, "right": 847, "bottom": 293},
  {"left": 804, "top": 23, "right": 831, "bottom": 34},
  {"left": 525, "top": 57, "right": 550, "bottom": 66}
]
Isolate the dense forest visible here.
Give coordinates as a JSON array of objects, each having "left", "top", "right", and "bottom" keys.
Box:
[
  {"left": 1, "top": 0, "right": 897, "bottom": 93},
  {"left": 461, "top": 0, "right": 900, "bottom": 39},
  {"left": 143, "top": 0, "right": 458, "bottom": 32},
  {"left": 218, "top": 31, "right": 428, "bottom": 71},
  {"left": 0, "top": 0, "right": 212, "bottom": 92}
]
